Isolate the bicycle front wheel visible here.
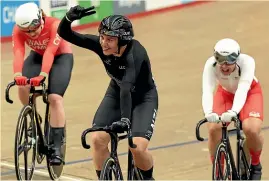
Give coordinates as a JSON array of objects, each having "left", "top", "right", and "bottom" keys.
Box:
[
  {"left": 132, "top": 167, "right": 143, "bottom": 180},
  {"left": 212, "top": 142, "right": 232, "bottom": 180},
  {"left": 100, "top": 157, "right": 122, "bottom": 180},
  {"left": 14, "top": 105, "right": 37, "bottom": 180}
]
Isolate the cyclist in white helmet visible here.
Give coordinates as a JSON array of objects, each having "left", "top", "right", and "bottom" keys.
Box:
[{"left": 202, "top": 38, "right": 263, "bottom": 180}]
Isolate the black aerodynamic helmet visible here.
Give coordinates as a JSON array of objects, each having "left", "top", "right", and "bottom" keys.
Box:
[{"left": 98, "top": 14, "right": 134, "bottom": 47}]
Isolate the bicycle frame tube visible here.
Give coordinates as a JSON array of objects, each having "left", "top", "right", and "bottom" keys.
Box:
[
  {"left": 29, "top": 89, "right": 49, "bottom": 154},
  {"left": 34, "top": 102, "right": 47, "bottom": 153}
]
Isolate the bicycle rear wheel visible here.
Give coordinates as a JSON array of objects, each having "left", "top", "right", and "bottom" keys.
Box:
[
  {"left": 45, "top": 120, "right": 66, "bottom": 180},
  {"left": 100, "top": 157, "right": 121, "bottom": 180},
  {"left": 239, "top": 139, "right": 251, "bottom": 180},
  {"left": 212, "top": 142, "right": 232, "bottom": 180},
  {"left": 128, "top": 150, "right": 143, "bottom": 180},
  {"left": 14, "top": 105, "right": 37, "bottom": 180}
]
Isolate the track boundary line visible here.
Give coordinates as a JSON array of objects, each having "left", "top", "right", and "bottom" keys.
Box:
[{"left": 0, "top": 161, "right": 87, "bottom": 180}]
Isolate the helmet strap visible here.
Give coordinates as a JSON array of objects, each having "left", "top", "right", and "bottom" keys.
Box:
[
  {"left": 114, "top": 41, "right": 127, "bottom": 57},
  {"left": 118, "top": 38, "right": 123, "bottom": 54}
]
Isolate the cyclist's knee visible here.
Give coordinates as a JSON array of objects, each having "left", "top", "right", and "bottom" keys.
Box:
[
  {"left": 130, "top": 137, "right": 149, "bottom": 156},
  {"left": 91, "top": 132, "right": 110, "bottom": 149},
  {"left": 207, "top": 122, "right": 222, "bottom": 138},
  {"left": 18, "top": 86, "right": 30, "bottom": 105},
  {"left": 48, "top": 94, "right": 63, "bottom": 107},
  {"left": 242, "top": 117, "right": 262, "bottom": 137}
]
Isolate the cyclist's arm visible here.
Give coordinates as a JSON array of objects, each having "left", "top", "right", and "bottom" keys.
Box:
[
  {"left": 41, "top": 21, "right": 62, "bottom": 75},
  {"left": 202, "top": 58, "right": 216, "bottom": 115},
  {"left": 120, "top": 52, "right": 136, "bottom": 120},
  {"left": 12, "top": 27, "right": 26, "bottom": 76},
  {"left": 231, "top": 56, "right": 255, "bottom": 114},
  {"left": 57, "top": 16, "right": 101, "bottom": 53}
]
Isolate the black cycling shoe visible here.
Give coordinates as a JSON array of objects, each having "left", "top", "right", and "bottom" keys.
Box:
[
  {"left": 48, "top": 127, "right": 65, "bottom": 166},
  {"left": 49, "top": 147, "right": 65, "bottom": 166},
  {"left": 250, "top": 163, "right": 262, "bottom": 180}
]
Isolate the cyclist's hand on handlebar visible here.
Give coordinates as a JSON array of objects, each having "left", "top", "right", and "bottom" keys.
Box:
[
  {"left": 205, "top": 112, "right": 220, "bottom": 123},
  {"left": 30, "top": 75, "right": 46, "bottom": 86},
  {"left": 14, "top": 75, "right": 28, "bottom": 86},
  {"left": 221, "top": 110, "right": 237, "bottom": 123},
  {"left": 110, "top": 118, "right": 131, "bottom": 133}
]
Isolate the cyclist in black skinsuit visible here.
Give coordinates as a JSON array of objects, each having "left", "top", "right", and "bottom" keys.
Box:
[{"left": 57, "top": 6, "right": 158, "bottom": 180}]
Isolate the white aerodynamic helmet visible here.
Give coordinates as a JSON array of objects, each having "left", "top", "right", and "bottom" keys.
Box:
[
  {"left": 214, "top": 38, "right": 240, "bottom": 64},
  {"left": 15, "top": 2, "right": 42, "bottom": 31}
]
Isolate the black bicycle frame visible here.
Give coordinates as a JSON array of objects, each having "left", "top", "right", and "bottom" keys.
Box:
[
  {"left": 6, "top": 81, "right": 50, "bottom": 154},
  {"left": 196, "top": 117, "right": 250, "bottom": 180},
  {"left": 81, "top": 126, "right": 137, "bottom": 180}
]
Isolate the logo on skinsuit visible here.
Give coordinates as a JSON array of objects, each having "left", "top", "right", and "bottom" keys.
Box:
[
  {"left": 151, "top": 109, "right": 157, "bottom": 129},
  {"left": 249, "top": 112, "right": 260, "bottom": 118},
  {"left": 26, "top": 38, "right": 50, "bottom": 50}
]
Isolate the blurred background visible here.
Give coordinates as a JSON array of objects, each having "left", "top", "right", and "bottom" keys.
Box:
[{"left": 1, "top": 0, "right": 269, "bottom": 180}]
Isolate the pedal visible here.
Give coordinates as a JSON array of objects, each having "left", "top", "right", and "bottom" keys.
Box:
[
  {"left": 37, "top": 153, "right": 45, "bottom": 164},
  {"left": 48, "top": 155, "right": 65, "bottom": 166}
]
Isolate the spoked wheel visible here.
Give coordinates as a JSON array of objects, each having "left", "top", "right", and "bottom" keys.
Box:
[
  {"left": 45, "top": 121, "right": 66, "bottom": 180},
  {"left": 128, "top": 151, "right": 143, "bottom": 180},
  {"left": 132, "top": 167, "right": 143, "bottom": 180},
  {"left": 212, "top": 143, "right": 233, "bottom": 180},
  {"left": 14, "top": 105, "right": 37, "bottom": 180},
  {"left": 100, "top": 157, "right": 121, "bottom": 180}
]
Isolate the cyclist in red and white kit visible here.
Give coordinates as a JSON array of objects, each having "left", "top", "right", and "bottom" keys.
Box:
[
  {"left": 12, "top": 2, "right": 73, "bottom": 165},
  {"left": 202, "top": 38, "right": 263, "bottom": 180}
]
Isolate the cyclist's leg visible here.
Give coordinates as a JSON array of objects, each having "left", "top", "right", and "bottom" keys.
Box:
[
  {"left": 208, "top": 86, "right": 232, "bottom": 164},
  {"left": 20, "top": 51, "right": 42, "bottom": 105},
  {"left": 47, "top": 53, "right": 73, "bottom": 164},
  {"left": 240, "top": 82, "right": 263, "bottom": 179},
  {"left": 91, "top": 80, "right": 121, "bottom": 178},
  {"left": 130, "top": 88, "right": 158, "bottom": 180}
]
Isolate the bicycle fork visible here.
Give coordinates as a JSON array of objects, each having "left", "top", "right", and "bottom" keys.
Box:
[
  {"left": 110, "top": 133, "right": 124, "bottom": 180},
  {"left": 221, "top": 126, "right": 240, "bottom": 180}
]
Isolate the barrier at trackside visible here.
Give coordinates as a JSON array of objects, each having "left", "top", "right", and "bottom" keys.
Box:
[{"left": 1, "top": 0, "right": 197, "bottom": 42}]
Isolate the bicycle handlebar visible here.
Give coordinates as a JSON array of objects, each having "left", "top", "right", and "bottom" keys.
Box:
[
  {"left": 195, "top": 117, "right": 241, "bottom": 141},
  {"left": 81, "top": 124, "right": 137, "bottom": 150},
  {"left": 195, "top": 119, "right": 207, "bottom": 141},
  {"left": 5, "top": 80, "right": 48, "bottom": 104},
  {"left": 5, "top": 81, "right": 16, "bottom": 104}
]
